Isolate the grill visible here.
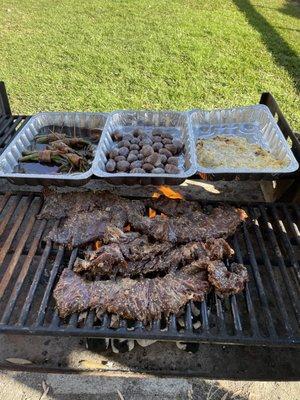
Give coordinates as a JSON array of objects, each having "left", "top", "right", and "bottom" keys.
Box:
[
  {"left": 0, "top": 115, "right": 30, "bottom": 153},
  {"left": 0, "top": 192, "right": 299, "bottom": 346},
  {"left": 0, "top": 83, "right": 299, "bottom": 348}
]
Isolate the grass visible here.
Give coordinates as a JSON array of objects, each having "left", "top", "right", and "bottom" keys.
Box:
[{"left": 0, "top": 0, "right": 299, "bottom": 129}]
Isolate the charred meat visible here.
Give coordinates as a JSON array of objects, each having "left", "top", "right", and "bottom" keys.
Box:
[
  {"left": 129, "top": 205, "right": 247, "bottom": 243},
  {"left": 41, "top": 191, "right": 146, "bottom": 247},
  {"left": 73, "top": 237, "right": 234, "bottom": 278},
  {"left": 38, "top": 190, "right": 145, "bottom": 220},
  {"left": 145, "top": 197, "right": 202, "bottom": 217},
  {"left": 46, "top": 210, "right": 113, "bottom": 248},
  {"left": 206, "top": 261, "right": 249, "bottom": 296},
  {"left": 54, "top": 258, "right": 249, "bottom": 322},
  {"left": 54, "top": 267, "right": 210, "bottom": 323}
]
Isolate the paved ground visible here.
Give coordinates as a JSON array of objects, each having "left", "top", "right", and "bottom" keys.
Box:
[
  {"left": 1, "top": 370, "right": 300, "bottom": 400},
  {"left": 0, "top": 335, "right": 299, "bottom": 399}
]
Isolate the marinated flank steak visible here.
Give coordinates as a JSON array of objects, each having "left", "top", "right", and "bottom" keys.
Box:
[
  {"left": 128, "top": 205, "right": 247, "bottom": 243},
  {"left": 44, "top": 190, "right": 249, "bottom": 323},
  {"left": 54, "top": 266, "right": 210, "bottom": 323},
  {"left": 54, "top": 260, "right": 248, "bottom": 322},
  {"left": 38, "top": 189, "right": 145, "bottom": 220},
  {"left": 74, "top": 237, "right": 234, "bottom": 278}
]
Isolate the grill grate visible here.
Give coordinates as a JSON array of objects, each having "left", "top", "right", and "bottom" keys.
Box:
[{"left": 0, "top": 192, "right": 299, "bottom": 346}]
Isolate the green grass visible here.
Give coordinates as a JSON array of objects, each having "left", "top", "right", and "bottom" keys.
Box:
[{"left": 0, "top": 0, "right": 299, "bottom": 129}]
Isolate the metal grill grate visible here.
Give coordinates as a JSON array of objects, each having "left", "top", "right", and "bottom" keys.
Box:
[{"left": 0, "top": 192, "right": 299, "bottom": 346}]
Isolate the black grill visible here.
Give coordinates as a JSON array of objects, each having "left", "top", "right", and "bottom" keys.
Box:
[
  {"left": 0, "top": 114, "right": 30, "bottom": 153},
  {"left": 0, "top": 192, "right": 299, "bottom": 346}
]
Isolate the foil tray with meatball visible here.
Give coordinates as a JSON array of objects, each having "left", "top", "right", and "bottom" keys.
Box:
[{"left": 93, "top": 110, "right": 197, "bottom": 185}]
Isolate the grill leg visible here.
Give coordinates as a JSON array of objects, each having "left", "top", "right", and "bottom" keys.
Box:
[{"left": 0, "top": 82, "right": 12, "bottom": 116}]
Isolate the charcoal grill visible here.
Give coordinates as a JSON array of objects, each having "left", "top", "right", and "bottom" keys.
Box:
[{"left": 0, "top": 82, "right": 299, "bottom": 348}]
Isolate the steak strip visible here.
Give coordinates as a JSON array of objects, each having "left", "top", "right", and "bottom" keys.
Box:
[
  {"left": 128, "top": 205, "right": 247, "bottom": 243},
  {"left": 38, "top": 190, "right": 145, "bottom": 220},
  {"left": 41, "top": 191, "right": 146, "bottom": 247},
  {"left": 74, "top": 236, "right": 234, "bottom": 277},
  {"left": 145, "top": 197, "right": 202, "bottom": 217},
  {"left": 54, "top": 267, "right": 210, "bottom": 323},
  {"left": 54, "top": 259, "right": 248, "bottom": 323},
  {"left": 206, "top": 261, "right": 249, "bottom": 296}
]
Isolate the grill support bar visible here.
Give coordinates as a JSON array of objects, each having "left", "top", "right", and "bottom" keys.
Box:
[{"left": 0, "top": 81, "right": 11, "bottom": 116}]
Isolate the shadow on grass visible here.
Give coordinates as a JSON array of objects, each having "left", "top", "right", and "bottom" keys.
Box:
[
  {"left": 279, "top": 0, "right": 300, "bottom": 19},
  {"left": 273, "top": 26, "right": 300, "bottom": 32},
  {"left": 233, "top": 0, "right": 300, "bottom": 93}
]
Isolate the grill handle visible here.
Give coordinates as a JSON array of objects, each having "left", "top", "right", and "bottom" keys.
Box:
[
  {"left": 0, "top": 81, "right": 12, "bottom": 116},
  {"left": 260, "top": 92, "right": 300, "bottom": 163}
]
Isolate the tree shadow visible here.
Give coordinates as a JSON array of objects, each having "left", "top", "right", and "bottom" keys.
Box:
[
  {"left": 279, "top": 0, "right": 300, "bottom": 19},
  {"left": 273, "top": 26, "right": 300, "bottom": 32},
  {"left": 232, "top": 0, "right": 300, "bottom": 94}
]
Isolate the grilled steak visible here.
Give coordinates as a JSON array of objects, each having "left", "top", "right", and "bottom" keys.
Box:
[
  {"left": 44, "top": 199, "right": 145, "bottom": 248},
  {"left": 38, "top": 189, "right": 103, "bottom": 220},
  {"left": 206, "top": 261, "right": 249, "bottom": 296},
  {"left": 46, "top": 208, "right": 129, "bottom": 248},
  {"left": 54, "top": 257, "right": 249, "bottom": 322},
  {"left": 38, "top": 189, "right": 145, "bottom": 220},
  {"left": 49, "top": 191, "right": 249, "bottom": 324},
  {"left": 74, "top": 237, "right": 234, "bottom": 277},
  {"left": 41, "top": 191, "right": 246, "bottom": 249},
  {"left": 54, "top": 267, "right": 210, "bottom": 323},
  {"left": 145, "top": 197, "right": 202, "bottom": 217},
  {"left": 129, "top": 205, "right": 247, "bottom": 243}
]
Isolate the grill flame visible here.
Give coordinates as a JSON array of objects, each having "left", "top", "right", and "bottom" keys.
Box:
[
  {"left": 198, "top": 172, "right": 208, "bottom": 180},
  {"left": 152, "top": 185, "right": 183, "bottom": 200},
  {"left": 152, "top": 191, "right": 161, "bottom": 199},
  {"left": 94, "top": 240, "right": 102, "bottom": 250},
  {"left": 124, "top": 224, "right": 131, "bottom": 232},
  {"left": 148, "top": 207, "right": 157, "bottom": 218}
]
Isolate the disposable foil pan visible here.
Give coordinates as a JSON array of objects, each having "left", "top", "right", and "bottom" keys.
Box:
[
  {"left": 190, "top": 104, "right": 299, "bottom": 178},
  {"left": 0, "top": 112, "right": 108, "bottom": 186},
  {"left": 93, "top": 110, "right": 197, "bottom": 185}
]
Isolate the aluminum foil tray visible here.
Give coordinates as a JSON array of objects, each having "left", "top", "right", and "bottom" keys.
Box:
[
  {"left": 0, "top": 112, "right": 108, "bottom": 186},
  {"left": 190, "top": 104, "right": 298, "bottom": 178},
  {"left": 93, "top": 110, "right": 197, "bottom": 185}
]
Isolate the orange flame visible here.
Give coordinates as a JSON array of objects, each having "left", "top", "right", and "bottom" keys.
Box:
[
  {"left": 124, "top": 224, "right": 131, "bottom": 232},
  {"left": 148, "top": 207, "right": 157, "bottom": 218},
  {"left": 198, "top": 172, "right": 208, "bottom": 180},
  {"left": 152, "top": 191, "right": 161, "bottom": 199},
  {"left": 94, "top": 240, "right": 102, "bottom": 250},
  {"left": 157, "top": 185, "right": 183, "bottom": 200}
]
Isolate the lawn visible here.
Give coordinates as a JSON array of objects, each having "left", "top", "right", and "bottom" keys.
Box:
[{"left": 0, "top": 0, "right": 299, "bottom": 129}]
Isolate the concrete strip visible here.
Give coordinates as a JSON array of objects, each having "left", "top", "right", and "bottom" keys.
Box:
[{"left": 1, "top": 371, "right": 300, "bottom": 400}]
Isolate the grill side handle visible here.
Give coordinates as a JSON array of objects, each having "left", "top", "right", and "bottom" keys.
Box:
[
  {"left": 0, "top": 81, "right": 12, "bottom": 116},
  {"left": 260, "top": 92, "right": 300, "bottom": 163}
]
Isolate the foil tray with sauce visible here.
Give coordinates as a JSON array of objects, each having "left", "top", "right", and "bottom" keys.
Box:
[
  {"left": 0, "top": 112, "right": 108, "bottom": 186},
  {"left": 190, "top": 105, "right": 298, "bottom": 177},
  {"left": 93, "top": 110, "right": 197, "bottom": 185}
]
